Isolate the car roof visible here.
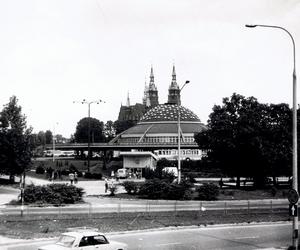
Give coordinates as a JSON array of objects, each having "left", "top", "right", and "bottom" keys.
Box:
[{"left": 62, "top": 231, "right": 104, "bottom": 238}]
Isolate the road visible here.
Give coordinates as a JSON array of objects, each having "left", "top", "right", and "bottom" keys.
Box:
[{"left": 5, "top": 223, "right": 291, "bottom": 250}]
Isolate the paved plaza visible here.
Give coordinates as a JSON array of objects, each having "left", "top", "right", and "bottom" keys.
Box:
[{"left": 0, "top": 176, "right": 126, "bottom": 206}]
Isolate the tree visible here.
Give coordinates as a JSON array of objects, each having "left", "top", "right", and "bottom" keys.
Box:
[
  {"left": 113, "top": 120, "right": 136, "bottom": 135},
  {"left": 45, "top": 130, "right": 53, "bottom": 144},
  {"left": 74, "top": 117, "right": 105, "bottom": 143},
  {"left": 0, "top": 96, "right": 33, "bottom": 180},
  {"left": 37, "top": 131, "right": 46, "bottom": 146},
  {"left": 194, "top": 93, "right": 292, "bottom": 188},
  {"left": 104, "top": 120, "right": 116, "bottom": 142}
]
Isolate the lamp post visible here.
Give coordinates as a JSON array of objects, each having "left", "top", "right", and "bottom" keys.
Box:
[
  {"left": 246, "top": 24, "right": 298, "bottom": 248},
  {"left": 52, "top": 122, "right": 58, "bottom": 163},
  {"left": 74, "top": 99, "right": 105, "bottom": 173},
  {"left": 178, "top": 80, "right": 190, "bottom": 184}
]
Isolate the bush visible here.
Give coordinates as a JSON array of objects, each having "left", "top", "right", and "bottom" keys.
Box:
[
  {"left": 139, "top": 179, "right": 170, "bottom": 199},
  {"left": 35, "top": 165, "right": 45, "bottom": 175},
  {"left": 196, "top": 183, "right": 219, "bottom": 201},
  {"left": 108, "top": 185, "right": 118, "bottom": 196},
  {"left": 122, "top": 181, "right": 139, "bottom": 194},
  {"left": 61, "top": 169, "right": 70, "bottom": 176},
  {"left": 23, "top": 183, "right": 85, "bottom": 205},
  {"left": 84, "top": 172, "right": 102, "bottom": 179},
  {"left": 144, "top": 167, "right": 175, "bottom": 183},
  {"left": 270, "top": 186, "right": 277, "bottom": 197},
  {"left": 139, "top": 179, "right": 193, "bottom": 200},
  {"left": 69, "top": 164, "right": 78, "bottom": 173}
]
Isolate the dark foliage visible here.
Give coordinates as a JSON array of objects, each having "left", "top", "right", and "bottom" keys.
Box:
[
  {"left": 0, "top": 96, "right": 33, "bottom": 177},
  {"left": 84, "top": 172, "right": 102, "bottom": 179},
  {"left": 35, "top": 165, "right": 45, "bottom": 175},
  {"left": 113, "top": 120, "right": 136, "bottom": 135},
  {"left": 196, "top": 183, "right": 219, "bottom": 201},
  {"left": 195, "top": 93, "right": 293, "bottom": 187},
  {"left": 24, "top": 183, "right": 84, "bottom": 205},
  {"left": 122, "top": 181, "right": 140, "bottom": 194},
  {"left": 138, "top": 178, "right": 193, "bottom": 200},
  {"left": 74, "top": 117, "right": 105, "bottom": 143}
]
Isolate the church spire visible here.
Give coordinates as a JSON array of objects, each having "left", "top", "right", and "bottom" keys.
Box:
[
  {"left": 149, "top": 65, "right": 156, "bottom": 90},
  {"left": 143, "top": 80, "right": 150, "bottom": 107},
  {"left": 126, "top": 91, "right": 130, "bottom": 107},
  {"left": 168, "top": 64, "right": 181, "bottom": 105},
  {"left": 170, "top": 64, "right": 178, "bottom": 88},
  {"left": 148, "top": 65, "right": 159, "bottom": 107}
]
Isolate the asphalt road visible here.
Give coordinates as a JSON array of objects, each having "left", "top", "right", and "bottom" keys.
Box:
[{"left": 5, "top": 222, "right": 291, "bottom": 250}]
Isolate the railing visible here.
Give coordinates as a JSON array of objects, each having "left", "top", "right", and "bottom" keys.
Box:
[{"left": 1, "top": 199, "right": 288, "bottom": 217}]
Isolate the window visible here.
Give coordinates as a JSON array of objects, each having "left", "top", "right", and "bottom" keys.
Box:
[
  {"left": 93, "top": 235, "right": 108, "bottom": 245},
  {"left": 56, "top": 235, "right": 75, "bottom": 248}
]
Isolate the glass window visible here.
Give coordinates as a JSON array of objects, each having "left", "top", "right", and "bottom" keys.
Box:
[
  {"left": 56, "top": 235, "right": 75, "bottom": 247},
  {"left": 93, "top": 235, "right": 108, "bottom": 245}
]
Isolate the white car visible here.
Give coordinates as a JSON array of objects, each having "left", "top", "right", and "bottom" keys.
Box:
[{"left": 38, "top": 231, "right": 128, "bottom": 250}]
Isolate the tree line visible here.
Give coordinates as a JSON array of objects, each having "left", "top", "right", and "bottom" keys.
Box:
[
  {"left": 1, "top": 93, "right": 299, "bottom": 187},
  {"left": 194, "top": 93, "right": 296, "bottom": 188}
]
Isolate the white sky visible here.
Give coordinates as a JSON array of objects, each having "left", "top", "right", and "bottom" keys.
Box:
[{"left": 0, "top": 0, "right": 300, "bottom": 137}]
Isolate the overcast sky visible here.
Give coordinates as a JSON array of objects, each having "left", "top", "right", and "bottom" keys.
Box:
[{"left": 0, "top": 0, "right": 299, "bottom": 137}]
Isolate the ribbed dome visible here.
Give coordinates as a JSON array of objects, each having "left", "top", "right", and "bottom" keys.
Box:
[{"left": 140, "top": 104, "right": 200, "bottom": 122}]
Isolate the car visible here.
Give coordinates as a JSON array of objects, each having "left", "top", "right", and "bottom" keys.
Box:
[
  {"left": 38, "top": 230, "right": 128, "bottom": 250},
  {"left": 116, "top": 168, "right": 128, "bottom": 179}
]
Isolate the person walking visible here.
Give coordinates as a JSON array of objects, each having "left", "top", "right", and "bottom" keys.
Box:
[
  {"left": 104, "top": 178, "right": 108, "bottom": 193},
  {"left": 74, "top": 172, "right": 78, "bottom": 184},
  {"left": 69, "top": 172, "right": 74, "bottom": 185}
]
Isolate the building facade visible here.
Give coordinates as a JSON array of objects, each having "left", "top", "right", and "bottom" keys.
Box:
[{"left": 112, "top": 65, "right": 207, "bottom": 161}]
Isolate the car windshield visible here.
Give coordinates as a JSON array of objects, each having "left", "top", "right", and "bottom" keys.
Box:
[{"left": 56, "top": 235, "right": 76, "bottom": 247}]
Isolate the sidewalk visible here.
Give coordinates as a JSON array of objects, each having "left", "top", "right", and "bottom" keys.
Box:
[{"left": 0, "top": 176, "right": 126, "bottom": 205}]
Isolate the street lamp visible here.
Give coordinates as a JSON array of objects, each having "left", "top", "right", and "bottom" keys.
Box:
[
  {"left": 178, "top": 80, "right": 190, "bottom": 184},
  {"left": 74, "top": 99, "right": 105, "bottom": 172},
  {"left": 52, "top": 122, "right": 58, "bottom": 163},
  {"left": 246, "top": 24, "right": 298, "bottom": 248}
]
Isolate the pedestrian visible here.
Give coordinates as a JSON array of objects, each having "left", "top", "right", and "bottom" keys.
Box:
[
  {"left": 219, "top": 178, "right": 223, "bottom": 189},
  {"left": 74, "top": 172, "right": 78, "bottom": 184},
  {"left": 104, "top": 178, "right": 108, "bottom": 193},
  {"left": 69, "top": 172, "right": 74, "bottom": 185}
]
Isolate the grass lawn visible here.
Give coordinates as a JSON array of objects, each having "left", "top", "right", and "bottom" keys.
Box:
[{"left": 0, "top": 209, "right": 290, "bottom": 239}]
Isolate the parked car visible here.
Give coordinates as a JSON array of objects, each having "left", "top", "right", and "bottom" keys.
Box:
[
  {"left": 38, "top": 230, "right": 128, "bottom": 250},
  {"left": 116, "top": 168, "right": 129, "bottom": 179}
]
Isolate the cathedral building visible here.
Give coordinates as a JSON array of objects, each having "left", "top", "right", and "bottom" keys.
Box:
[
  {"left": 117, "top": 66, "right": 159, "bottom": 123},
  {"left": 113, "top": 65, "right": 207, "bottom": 166}
]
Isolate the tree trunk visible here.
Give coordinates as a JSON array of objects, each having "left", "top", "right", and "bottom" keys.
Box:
[
  {"left": 102, "top": 151, "right": 107, "bottom": 170},
  {"left": 9, "top": 174, "right": 15, "bottom": 183},
  {"left": 272, "top": 176, "right": 277, "bottom": 187},
  {"left": 236, "top": 176, "right": 240, "bottom": 188}
]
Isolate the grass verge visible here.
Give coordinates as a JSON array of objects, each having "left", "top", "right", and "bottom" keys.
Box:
[{"left": 0, "top": 208, "right": 290, "bottom": 239}]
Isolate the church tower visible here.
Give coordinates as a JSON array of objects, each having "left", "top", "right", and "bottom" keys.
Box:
[
  {"left": 148, "top": 66, "right": 159, "bottom": 107},
  {"left": 142, "top": 81, "right": 151, "bottom": 107},
  {"left": 168, "top": 65, "right": 181, "bottom": 105}
]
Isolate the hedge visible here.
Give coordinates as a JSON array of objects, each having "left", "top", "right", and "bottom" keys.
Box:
[{"left": 24, "top": 183, "right": 85, "bottom": 205}]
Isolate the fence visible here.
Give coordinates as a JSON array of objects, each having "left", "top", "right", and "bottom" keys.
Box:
[{"left": 1, "top": 199, "right": 288, "bottom": 217}]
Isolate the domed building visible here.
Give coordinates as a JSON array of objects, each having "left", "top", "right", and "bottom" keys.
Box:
[{"left": 111, "top": 65, "right": 207, "bottom": 166}]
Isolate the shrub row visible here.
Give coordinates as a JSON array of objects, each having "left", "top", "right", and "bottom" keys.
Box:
[
  {"left": 24, "top": 183, "right": 85, "bottom": 205},
  {"left": 122, "top": 180, "right": 219, "bottom": 200}
]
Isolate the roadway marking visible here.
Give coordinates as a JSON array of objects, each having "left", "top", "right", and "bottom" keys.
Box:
[
  {"left": 234, "top": 236, "right": 259, "bottom": 240},
  {"left": 156, "top": 242, "right": 182, "bottom": 246}
]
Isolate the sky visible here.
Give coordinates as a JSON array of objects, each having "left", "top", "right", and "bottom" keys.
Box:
[{"left": 0, "top": 0, "right": 300, "bottom": 137}]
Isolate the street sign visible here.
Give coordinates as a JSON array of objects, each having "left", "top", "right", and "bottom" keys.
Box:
[
  {"left": 288, "top": 189, "right": 299, "bottom": 204},
  {"left": 289, "top": 204, "right": 298, "bottom": 217}
]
